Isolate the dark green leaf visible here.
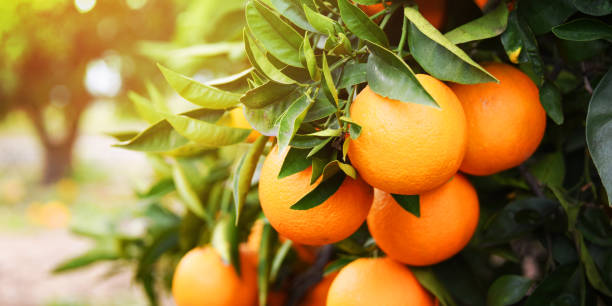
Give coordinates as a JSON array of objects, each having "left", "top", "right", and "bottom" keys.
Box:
[
  {"left": 531, "top": 152, "right": 565, "bottom": 187},
  {"left": 366, "top": 42, "right": 438, "bottom": 107},
  {"left": 577, "top": 233, "right": 612, "bottom": 296},
  {"left": 412, "top": 267, "right": 458, "bottom": 306},
  {"left": 307, "top": 136, "right": 332, "bottom": 157},
  {"left": 391, "top": 194, "right": 420, "bottom": 217},
  {"left": 278, "top": 147, "right": 312, "bottom": 178},
  {"left": 539, "top": 82, "right": 564, "bottom": 125},
  {"left": 158, "top": 64, "right": 241, "bottom": 109},
  {"left": 245, "top": 90, "right": 302, "bottom": 136},
  {"left": 586, "top": 68, "right": 612, "bottom": 205},
  {"left": 500, "top": 11, "right": 544, "bottom": 85},
  {"left": 290, "top": 171, "right": 346, "bottom": 210},
  {"left": 304, "top": 92, "right": 336, "bottom": 122},
  {"left": 240, "top": 80, "right": 299, "bottom": 109},
  {"left": 487, "top": 275, "right": 532, "bottom": 306},
  {"left": 269, "top": 0, "right": 317, "bottom": 31},
  {"left": 405, "top": 6, "right": 497, "bottom": 85},
  {"left": 290, "top": 135, "right": 328, "bottom": 148},
  {"left": 233, "top": 136, "right": 268, "bottom": 223},
  {"left": 244, "top": 29, "right": 296, "bottom": 84},
  {"left": 518, "top": 0, "right": 577, "bottom": 35},
  {"left": 246, "top": 0, "right": 304, "bottom": 67},
  {"left": 572, "top": 0, "right": 612, "bottom": 16},
  {"left": 166, "top": 114, "right": 251, "bottom": 147},
  {"left": 278, "top": 94, "right": 314, "bottom": 153},
  {"left": 525, "top": 264, "right": 578, "bottom": 306},
  {"left": 338, "top": 62, "right": 367, "bottom": 89},
  {"left": 445, "top": 2, "right": 509, "bottom": 45},
  {"left": 337, "top": 0, "right": 389, "bottom": 46},
  {"left": 553, "top": 18, "right": 612, "bottom": 41}
]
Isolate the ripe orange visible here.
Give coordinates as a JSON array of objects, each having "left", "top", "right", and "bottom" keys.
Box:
[
  {"left": 359, "top": 0, "right": 446, "bottom": 29},
  {"left": 259, "top": 146, "right": 373, "bottom": 246},
  {"left": 327, "top": 257, "right": 435, "bottom": 306},
  {"left": 449, "top": 62, "right": 546, "bottom": 176},
  {"left": 474, "top": 0, "right": 488, "bottom": 9},
  {"left": 348, "top": 74, "right": 467, "bottom": 195},
  {"left": 367, "top": 174, "right": 479, "bottom": 266},
  {"left": 172, "top": 246, "right": 257, "bottom": 306},
  {"left": 229, "top": 107, "right": 261, "bottom": 143},
  {"left": 300, "top": 272, "right": 338, "bottom": 306}
]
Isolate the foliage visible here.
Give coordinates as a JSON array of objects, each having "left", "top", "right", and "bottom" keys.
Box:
[{"left": 54, "top": 0, "right": 612, "bottom": 305}]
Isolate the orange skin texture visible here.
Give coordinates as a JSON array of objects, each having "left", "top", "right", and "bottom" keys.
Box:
[
  {"left": 299, "top": 272, "right": 338, "bottom": 306},
  {"left": 450, "top": 62, "right": 546, "bottom": 176},
  {"left": 348, "top": 75, "right": 467, "bottom": 195},
  {"left": 259, "top": 146, "right": 373, "bottom": 246},
  {"left": 172, "top": 246, "right": 257, "bottom": 306},
  {"left": 230, "top": 107, "right": 262, "bottom": 143},
  {"left": 367, "top": 174, "right": 480, "bottom": 266},
  {"left": 327, "top": 257, "right": 435, "bottom": 306},
  {"left": 359, "top": 0, "right": 446, "bottom": 29}
]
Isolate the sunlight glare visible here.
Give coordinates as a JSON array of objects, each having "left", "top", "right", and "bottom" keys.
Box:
[{"left": 74, "top": 0, "right": 97, "bottom": 13}]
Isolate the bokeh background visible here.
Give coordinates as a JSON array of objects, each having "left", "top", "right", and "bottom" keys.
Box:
[{"left": 0, "top": 0, "right": 246, "bottom": 304}]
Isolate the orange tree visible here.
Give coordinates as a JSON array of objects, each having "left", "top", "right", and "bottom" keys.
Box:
[{"left": 55, "top": 0, "right": 612, "bottom": 305}]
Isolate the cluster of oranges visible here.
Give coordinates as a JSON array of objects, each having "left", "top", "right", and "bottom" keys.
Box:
[{"left": 171, "top": 1, "right": 547, "bottom": 304}]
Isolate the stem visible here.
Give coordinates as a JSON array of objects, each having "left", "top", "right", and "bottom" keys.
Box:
[
  {"left": 286, "top": 245, "right": 334, "bottom": 306},
  {"left": 519, "top": 164, "right": 545, "bottom": 197},
  {"left": 581, "top": 62, "right": 594, "bottom": 94},
  {"left": 397, "top": 15, "right": 408, "bottom": 58}
]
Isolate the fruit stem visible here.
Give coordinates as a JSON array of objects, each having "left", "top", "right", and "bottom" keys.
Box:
[{"left": 397, "top": 13, "right": 408, "bottom": 58}]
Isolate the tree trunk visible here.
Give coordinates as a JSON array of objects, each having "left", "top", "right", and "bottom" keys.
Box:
[{"left": 42, "top": 141, "right": 75, "bottom": 184}]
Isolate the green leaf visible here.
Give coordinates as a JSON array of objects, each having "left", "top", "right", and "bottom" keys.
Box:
[
  {"left": 304, "top": 92, "right": 336, "bottom": 122},
  {"left": 246, "top": 0, "right": 304, "bottom": 67},
  {"left": 572, "top": 0, "right": 612, "bottom": 16},
  {"left": 412, "top": 267, "right": 458, "bottom": 306},
  {"left": 549, "top": 186, "right": 580, "bottom": 232},
  {"left": 278, "top": 147, "right": 311, "bottom": 178},
  {"left": 391, "top": 194, "right": 420, "bottom": 217},
  {"left": 324, "top": 257, "right": 357, "bottom": 276},
  {"left": 405, "top": 6, "right": 497, "bottom": 85},
  {"left": 244, "top": 90, "right": 302, "bottom": 136},
  {"left": 339, "top": 116, "right": 362, "bottom": 139},
  {"left": 518, "top": 0, "right": 577, "bottom": 35},
  {"left": 487, "top": 275, "right": 532, "bottom": 306},
  {"left": 257, "top": 221, "right": 276, "bottom": 306},
  {"left": 290, "top": 171, "right": 346, "bottom": 210},
  {"left": 212, "top": 215, "right": 241, "bottom": 274},
  {"left": 444, "top": 2, "right": 509, "bottom": 45},
  {"left": 270, "top": 240, "right": 292, "bottom": 282},
  {"left": 129, "top": 91, "right": 164, "bottom": 124},
  {"left": 500, "top": 11, "right": 544, "bottom": 86},
  {"left": 337, "top": 0, "right": 389, "bottom": 46},
  {"left": 145, "top": 81, "right": 170, "bottom": 113},
  {"left": 158, "top": 64, "right": 241, "bottom": 109},
  {"left": 306, "top": 129, "right": 343, "bottom": 137},
  {"left": 208, "top": 68, "right": 254, "bottom": 94},
  {"left": 269, "top": 0, "right": 317, "bottom": 31},
  {"left": 321, "top": 54, "right": 339, "bottom": 106},
  {"left": 278, "top": 94, "right": 314, "bottom": 153},
  {"left": 244, "top": 29, "right": 296, "bottom": 85},
  {"left": 303, "top": 4, "right": 340, "bottom": 35},
  {"left": 530, "top": 152, "right": 565, "bottom": 187},
  {"left": 106, "top": 131, "right": 139, "bottom": 142},
  {"left": 240, "top": 80, "right": 299, "bottom": 109},
  {"left": 552, "top": 18, "right": 612, "bottom": 41},
  {"left": 576, "top": 232, "right": 612, "bottom": 296},
  {"left": 586, "top": 67, "right": 612, "bottom": 205},
  {"left": 301, "top": 35, "right": 320, "bottom": 81},
  {"left": 166, "top": 114, "right": 251, "bottom": 147},
  {"left": 172, "top": 159, "right": 209, "bottom": 221},
  {"left": 53, "top": 246, "right": 119, "bottom": 273},
  {"left": 233, "top": 136, "right": 268, "bottom": 224},
  {"left": 366, "top": 42, "right": 438, "bottom": 107},
  {"left": 338, "top": 62, "right": 367, "bottom": 89},
  {"left": 525, "top": 264, "right": 578, "bottom": 306},
  {"left": 307, "top": 137, "right": 332, "bottom": 157},
  {"left": 289, "top": 135, "right": 327, "bottom": 148},
  {"left": 539, "top": 82, "right": 564, "bottom": 125}
]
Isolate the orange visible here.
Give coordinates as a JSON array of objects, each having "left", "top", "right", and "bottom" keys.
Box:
[
  {"left": 230, "top": 107, "right": 261, "bottom": 143},
  {"left": 172, "top": 246, "right": 257, "bottom": 306},
  {"left": 246, "top": 219, "right": 318, "bottom": 264},
  {"left": 449, "top": 62, "right": 546, "bottom": 176},
  {"left": 258, "top": 146, "right": 373, "bottom": 246},
  {"left": 326, "top": 257, "right": 435, "bottom": 306},
  {"left": 348, "top": 75, "right": 467, "bottom": 195},
  {"left": 359, "top": 0, "right": 446, "bottom": 29},
  {"left": 367, "top": 174, "right": 479, "bottom": 266},
  {"left": 474, "top": 0, "right": 488, "bottom": 9},
  {"left": 300, "top": 272, "right": 338, "bottom": 306}
]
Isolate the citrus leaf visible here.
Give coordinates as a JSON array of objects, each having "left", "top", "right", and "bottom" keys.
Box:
[
  {"left": 244, "top": 91, "right": 302, "bottom": 136},
  {"left": 240, "top": 80, "right": 299, "bottom": 109},
  {"left": 269, "top": 0, "right": 316, "bottom": 31},
  {"left": 53, "top": 247, "right": 119, "bottom": 273},
  {"left": 145, "top": 81, "right": 170, "bottom": 113},
  {"left": 444, "top": 2, "right": 509, "bottom": 45},
  {"left": 572, "top": 0, "right": 612, "bottom": 16},
  {"left": 586, "top": 67, "right": 612, "bottom": 205},
  {"left": 243, "top": 29, "right": 296, "bottom": 84},
  {"left": 172, "top": 159, "right": 207, "bottom": 220},
  {"left": 487, "top": 275, "right": 532, "bottom": 306},
  {"left": 366, "top": 42, "right": 438, "bottom": 107},
  {"left": 291, "top": 171, "right": 346, "bottom": 210},
  {"left": 338, "top": 62, "right": 367, "bottom": 90},
  {"left": 207, "top": 68, "right": 254, "bottom": 93},
  {"left": 340, "top": 116, "right": 362, "bottom": 139},
  {"left": 303, "top": 4, "right": 340, "bottom": 35},
  {"left": 289, "top": 135, "right": 328, "bottom": 148},
  {"left": 530, "top": 152, "right": 565, "bottom": 187},
  {"left": 405, "top": 6, "right": 497, "bottom": 85},
  {"left": 246, "top": 0, "right": 304, "bottom": 67},
  {"left": 301, "top": 35, "right": 320, "bottom": 81},
  {"left": 412, "top": 267, "right": 458, "bottom": 306},
  {"left": 306, "top": 129, "right": 342, "bottom": 137},
  {"left": 158, "top": 64, "right": 241, "bottom": 109},
  {"left": 576, "top": 232, "right": 612, "bottom": 296},
  {"left": 166, "top": 114, "right": 251, "bottom": 147},
  {"left": 324, "top": 257, "right": 357, "bottom": 276},
  {"left": 278, "top": 147, "right": 311, "bottom": 179},
  {"left": 106, "top": 131, "right": 139, "bottom": 142},
  {"left": 307, "top": 137, "right": 333, "bottom": 157},
  {"left": 552, "top": 18, "right": 612, "bottom": 41},
  {"left": 518, "top": 0, "right": 576, "bottom": 35},
  {"left": 304, "top": 92, "right": 336, "bottom": 122},
  {"left": 212, "top": 215, "right": 241, "bottom": 274},
  {"left": 391, "top": 194, "right": 420, "bottom": 217},
  {"left": 278, "top": 94, "right": 314, "bottom": 153},
  {"left": 270, "top": 240, "right": 292, "bottom": 282},
  {"left": 257, "top": 221, "right": 276, "bottom": 306},
  {"left": 337, "top": 0, "right": 389, "bottom": 47},
  {"left": 233, "top": 136, "right": 268, "bottom": 224},
  {"left": 539, "top": 81, "right": 564, "bottom": 125},
  {"left": 322, "top": 54, "right": 339, "bottom": 106},
  {"left": 500, "top": 11, "right": 544, "bottom": 86},
  {"left": 129, "top": 91, "right": 164, "bottom": 124}
]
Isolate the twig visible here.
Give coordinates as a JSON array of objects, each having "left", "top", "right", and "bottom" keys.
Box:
[
  {"left": 581, "top": 62, "right": 594, "bottom": 94},
  {"left": 286, "top": 245, "right": 334, "bottom": 306},
  {"left": 518, "top": 164, "right": 545, "bottom": 197}
]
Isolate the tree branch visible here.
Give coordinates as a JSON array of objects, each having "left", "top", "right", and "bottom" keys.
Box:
[
  {"left": 286, "top": 245, "right": 334, "bottom": 306},
  {"left": 519, "top": 164, "right": 545, "bottom": 197}
]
